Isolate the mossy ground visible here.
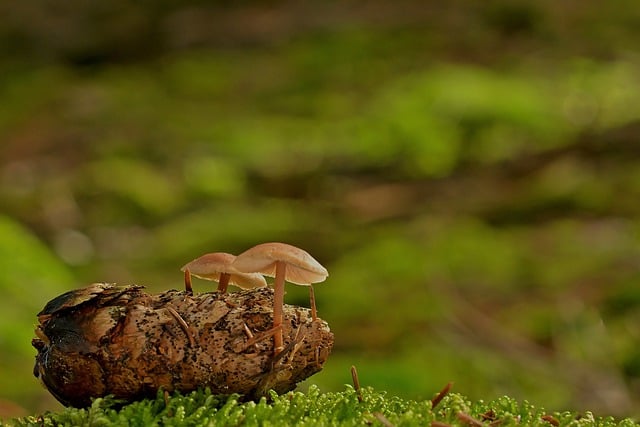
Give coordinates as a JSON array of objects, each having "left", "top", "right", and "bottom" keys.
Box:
[{"left": 7, "top": 386, "right": 638, "bottom": 427}]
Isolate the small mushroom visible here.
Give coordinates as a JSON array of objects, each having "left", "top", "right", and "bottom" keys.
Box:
[
  {"left": 232, "top": 242, "right": 328, "bottom": 353},
  {"left": 181, "top": 252, "right": 267, "bottom": 293}
]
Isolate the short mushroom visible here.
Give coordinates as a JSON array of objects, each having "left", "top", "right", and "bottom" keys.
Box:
[
  {"left": 181, "top": 252, "right": 267, "bottom": 293},
  {"left": 232, "top": 242, "right": 328, "bottom": 353}
]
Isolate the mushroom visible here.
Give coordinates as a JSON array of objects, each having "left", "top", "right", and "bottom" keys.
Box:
[
  {"left": 180, "top": 252, "right": 267, "bottom": 293},
  {"left": 232, "top": 242, "right": 328, "bottom": 353}
]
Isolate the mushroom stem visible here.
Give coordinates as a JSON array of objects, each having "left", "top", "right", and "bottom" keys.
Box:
[
  {"left": 273, "top": 260, "right": 286, "bottom": 353},
  {"left": 217, "top": 273, "right": 230, "bottom": 293},
  {"left": 184, "top": 268, "right": 193, "bottom": 294},
  {"left": 309, "top": 284, "right": 317, "bottom": 321}
]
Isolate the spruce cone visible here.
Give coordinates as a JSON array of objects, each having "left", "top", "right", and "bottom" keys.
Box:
[{"left": 32, "top": 284, "right": 334, "bottom": 407}]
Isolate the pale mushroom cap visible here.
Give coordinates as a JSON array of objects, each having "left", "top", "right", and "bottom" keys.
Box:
[
  {"left": 181, "top": 252, "right": 267, "bottom": 289},
  {"left": 232, "top": 242, "right": 329, "bottom": 285}
]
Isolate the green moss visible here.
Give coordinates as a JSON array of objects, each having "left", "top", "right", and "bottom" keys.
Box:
[{"left": 7, "top": 386, "right": 638, "bottom": 427}]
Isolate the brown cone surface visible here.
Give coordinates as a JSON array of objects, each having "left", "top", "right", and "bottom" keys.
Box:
[{"left": 32, "top": 284, "right": 333, "bottom": 407}]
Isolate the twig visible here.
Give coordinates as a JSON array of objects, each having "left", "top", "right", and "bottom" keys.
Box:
[
  {"left": 351, "top": 365, "right": 363, "bottom": 403},
  {"left": 242, "top": 322, "right": 260, "bottom": 351},
  {"left": 431, "top": 382, "right": 453, "bottom": 409},
  {"left": 457, "top": 412, "right": 484, "bottom": 426},
  {"left": 166, "top": 305, "right": 195, "bottom": 347},
  {"left": 372, "top": 412, "right": 395, "bottom": 427},
  {"left": 242, "top": 325, "right": 283, "bottom": 350},
  {"left": 286, "top": 326, "right": 307, "bottom": 364},
  {"left": 541, "top": 414, "right": 560, "bottom": 426},
  {"left": 480, "top": 410, "right": 501, "bottom": 426},
  {"left": 270, "top": 331, "right": 300, "bottom": 368}
]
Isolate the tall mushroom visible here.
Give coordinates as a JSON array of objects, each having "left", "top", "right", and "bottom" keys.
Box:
[
  {"left": 232, "top": 242, "right": 328, "bottom": 353},
  {"left": 181, "top": 252, "right": 267, "bottom": 293}
]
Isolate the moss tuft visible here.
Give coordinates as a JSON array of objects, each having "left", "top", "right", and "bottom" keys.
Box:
[{"left": 7, "top": 386, "right": 638, "bottom": 427}]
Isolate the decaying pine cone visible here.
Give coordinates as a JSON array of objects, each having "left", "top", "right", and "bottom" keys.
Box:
[{"left": 32, "top": 283, "right": 334, "bottom": 407}]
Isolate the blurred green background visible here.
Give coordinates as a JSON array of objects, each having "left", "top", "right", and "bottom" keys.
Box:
[{"left": 2, "top": 0, "right": 640, "bottom": 420}]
